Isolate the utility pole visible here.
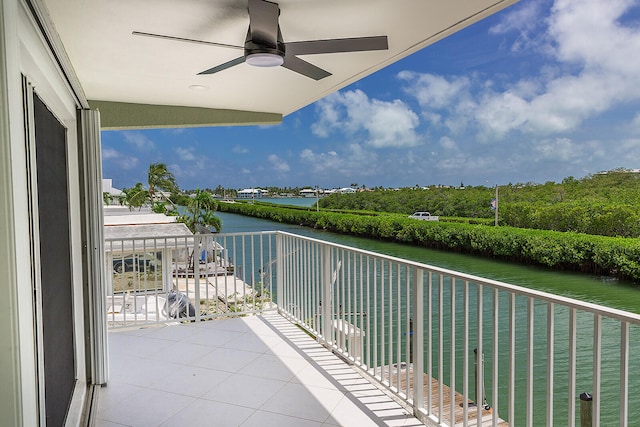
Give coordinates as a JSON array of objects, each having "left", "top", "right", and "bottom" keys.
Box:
[
  {"left": 494, "top": 184, "right": 499, "bottom": 226},
  {"left": 316, "top": 185, "right": 319, "bottom": 212}
]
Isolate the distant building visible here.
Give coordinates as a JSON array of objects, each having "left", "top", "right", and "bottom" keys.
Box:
[
  {"left": 102, "top": 178, "right": 122, "bottom": 196},
  {"left": 102, "top": 178, "right": 124, "bottom": 204},
  {"left": 323, "top": 187, "right": 357, "bottom": 194},
  {"left": 237, "top": 188, "right": 266, "bottom": 199},
  {"left": 300, "top": 188, "right": 319, "bottom": 198},
  {"left": 337, "top": 187, "right": 356, "bottom": 194}
]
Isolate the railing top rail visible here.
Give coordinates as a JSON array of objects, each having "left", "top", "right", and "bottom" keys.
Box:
[
  {"left": 104, "top": 230, "right": 278, "bottom": 243},
  {"left": 275, "top": 231, "right": 640, "bottom": 324}
]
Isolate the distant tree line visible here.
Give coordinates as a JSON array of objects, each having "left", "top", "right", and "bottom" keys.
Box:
[{"left": 319, "top": 169, "right": 640, "bottom": 238}]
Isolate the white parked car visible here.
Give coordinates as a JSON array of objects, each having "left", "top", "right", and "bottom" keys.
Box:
[{"left": 408, "top": 212, "right": 439, "bottom": 221}]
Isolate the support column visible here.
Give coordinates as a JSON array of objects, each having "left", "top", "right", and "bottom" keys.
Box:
[{"left": 78, "top": 108, "right": 109, "bottom": 385}]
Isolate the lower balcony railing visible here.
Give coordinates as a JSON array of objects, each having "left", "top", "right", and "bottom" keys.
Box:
[
  {"left": 105, "top": 231, "right": 640, "bottom": 427},
  {"left": 105, "top": 231, "right": 278, "bottom": 326}
]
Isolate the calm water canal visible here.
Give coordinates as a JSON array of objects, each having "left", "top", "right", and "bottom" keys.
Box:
[
  {"left": 218, "top": 200, "right": 640, "bottom": 425},
  {"left": 218, "top": 200, "right": 640, "bottom": 314}
]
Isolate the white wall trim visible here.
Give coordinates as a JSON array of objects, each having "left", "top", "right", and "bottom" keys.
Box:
[
  {"left": 0, "top": 0, "right": 25, "bottom": 424},
  {"left": 23, "top": 0, "right": 88, "bottom": 108}
]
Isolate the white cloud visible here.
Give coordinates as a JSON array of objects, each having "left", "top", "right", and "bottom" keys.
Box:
[
  {"left": 102, "top": 147, "right": 119, "bottom": 160},
  {"left": 398, "top": 72, "right": 471, "bottom": 110},
  {"left": 267, "top": 154, "right": 290, "bottom": 173},
  {"left": 300, "top": 149, "right": 343, "bottom": 173},
  {"left": 168, "top": 164, "right": 183, "bottom": 178},
  {"left": 312, "top": 89, "right": 421, "bottom": 148},
  {"left": 400, "top": 0, "right": 640, "bottom": 143},
  {"left": 489, "top": 1, "right": 542, "bottom": 35},
  {"left": 489, "top": 0, "right": 546, "bottom": 52},
  {"left": 300, "top": 144, "right": 378, "bottom": 178},
  {"left": 439, "top": 136, "right": 458, "bottom": 151},
  {"left": 121, "top": 131, "right": 155, "bottom": 150},
  {"left": 535, "top": 137, "right": 581, "bottom": 161},
  {"left": 232, "top": 145, "right": 249, "bottom": 154},
  {"left": 175, "top": 146, "right": 197, "bottom": 161},
  {"left": 102, "top": 147, "right": 139, "bottom": 170},
  {"left": 630, "top": 113, "right": 640, "bottom": 134}
]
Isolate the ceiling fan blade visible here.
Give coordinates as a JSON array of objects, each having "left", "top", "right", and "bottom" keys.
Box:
[
  {"left": 282, "top": 55, "right": 331, "bottom": 81},
  {"left": 132, "top": 31, "right": 244, "bottom": 50},
  {"left": 198, "top": 56, "right": 246, "bottom": 75},
  {"left": 286, "top": 36, "right": 388, "bottom": 56},
  {"left": 248, "top": 0, "right": 280, "bottom": 48}
]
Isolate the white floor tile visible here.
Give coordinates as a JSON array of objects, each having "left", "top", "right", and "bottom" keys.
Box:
[
  {"left": 145, "top": 340, "right": 216, "bottom": 365},
  {"left": 147, "top": 363, "right": 231, "bottom": 397},
  {"left": 269, "top": 339, "right": 308, "bottom": 358},
  {"left": 240, "top": 410, "right": 324, "bottom": 427},
  {"left": 134, "top": 322, "right": 201, "bottom": 342},
  {"left": 94, "top": 419, "right": 128, "bottom": 427},
  {"left": 324, "top": 395, "right": 382, "bottom": 426},
  {"left": 97, "top": 387, "right": 194, "bottom": 427},
  {"left": 159, "top": 398, "right": 255, "bottom": 427},
  {"left": 224, "top": 331, "right": 285, "bottom": 353},
  {"left": 203, "top": 373, "right": 287, "bottom": 409},
  {"left": 109, "top": 333, "right": 174, "bottom": 359},
  {"left": 180, "top": 326, "right": 245, "bottom": 347},
  {"left": 240, "top": 353, "right": 307, "bottom": 381},
  {"left": 262, "top": 382, "right": 344, "bottom": 423},
  {"left": 292, "top": 364, "right": 338, "bottom": 390},
  {"left": 191, "top": 346, "right": 261, "bottom": 372},
  {"left": 196, "top": 316, "right": 253, "bottom": 332},
  {"left": 96, "top": 382, "right": 145, "bottom": 411},
  {"left": 108, "top": 355, "right": 176, "bottom": 388}
]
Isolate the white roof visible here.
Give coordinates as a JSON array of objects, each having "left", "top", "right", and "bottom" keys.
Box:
[
  {"left": 104, "top": 214, "right": 177, "bottom": 226},
  {"left": 104, "top": 222, "right": 191, "bottom": 241}
]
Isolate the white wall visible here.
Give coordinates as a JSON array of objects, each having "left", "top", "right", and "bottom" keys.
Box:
[{"left": 1, "top": 0, "right": 90, "bottom": 424}]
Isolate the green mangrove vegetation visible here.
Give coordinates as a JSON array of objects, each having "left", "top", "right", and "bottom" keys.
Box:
[
  {"left": 218, "top": 199, "right": 640, "bottom": 282},
  {"left": 319, "top": 169, "right": 640, "bottom": 238}
]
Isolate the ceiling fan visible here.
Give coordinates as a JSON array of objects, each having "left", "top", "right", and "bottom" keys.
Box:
[{"left": 133, "top": 0, "right": 389, "bottom": 80}]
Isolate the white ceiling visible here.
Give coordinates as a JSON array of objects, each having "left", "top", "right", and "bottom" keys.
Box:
[{"left": 45, "top": 0, "right": 518, "bottom": 122}]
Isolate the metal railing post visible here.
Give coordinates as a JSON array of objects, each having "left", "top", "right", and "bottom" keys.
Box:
[
  {"left": 194, "top": 235, "right": 201, "bottom": 322},
  {"left": 276, "top": 233, "right": 284, "bottom": 315},
  {"left": 412, "top": 268, "right": 424, "bottom": 415},
  {"left": 322, "top": 245, "right": 332, "bottom": 346}
]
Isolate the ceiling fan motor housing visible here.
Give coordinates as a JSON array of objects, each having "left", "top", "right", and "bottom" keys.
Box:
[{"left": 244, "top": 26, "right": 286, "bottom": 67}]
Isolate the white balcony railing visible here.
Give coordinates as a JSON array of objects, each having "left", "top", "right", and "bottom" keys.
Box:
[
  {"left": 105, "top": 230, "right": 640, "bottom": 426},
  {"left": 104, "top": 232, "right": 278, "bottom": 327}
]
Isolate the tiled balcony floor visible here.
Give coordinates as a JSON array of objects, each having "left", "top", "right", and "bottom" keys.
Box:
[{"left": 95, "top": 313, "right": 423, "bottom": 427}]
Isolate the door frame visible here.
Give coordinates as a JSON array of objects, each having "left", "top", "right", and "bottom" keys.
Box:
[{"left": 10, "top": 0, "right": 96, "bottom": 424}]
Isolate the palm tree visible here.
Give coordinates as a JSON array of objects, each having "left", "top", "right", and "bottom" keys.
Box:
[
  {"left": 147, "top": 163, "right": 177, "bottom": 205},
  {"left": 122, "top": 183, "right": 147, "bottom": 211},
  {"left": 179, "top": 188, "right": 222, "bottom": 232},
  {"left": 103, "top": 192, "right": 113, "bottom": 206},
  {"left": 199, "top": 210, "right": 222, "bottom": 232}
]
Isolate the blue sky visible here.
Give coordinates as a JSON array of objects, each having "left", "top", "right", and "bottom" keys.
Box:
[{"left": 102, "top": 0, "right": 640, "bottom": 191}]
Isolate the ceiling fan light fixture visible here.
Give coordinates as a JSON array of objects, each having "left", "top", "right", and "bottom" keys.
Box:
[{"left": 246, "top": 52, "right": 284, "bottom": 67}]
